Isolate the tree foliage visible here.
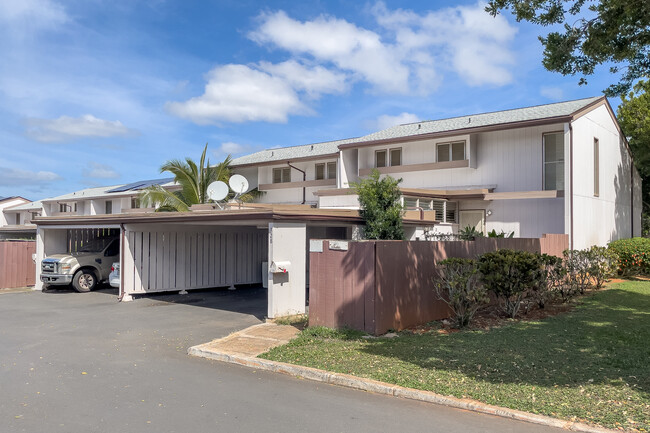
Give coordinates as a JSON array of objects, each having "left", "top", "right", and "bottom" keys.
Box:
[
  {"left": 140, "top": 144, "right": 258, "bottom": 212},
  {"left": 486, "top": 0, "right": 650, "bottom": 95},
  {"left": 351, "top": 169, "right": 404, "bottom": 240}
]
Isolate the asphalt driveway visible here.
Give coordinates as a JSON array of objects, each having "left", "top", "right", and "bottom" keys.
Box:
[{"left": 0, "top": 287, "right": 567, "bottom": 433}]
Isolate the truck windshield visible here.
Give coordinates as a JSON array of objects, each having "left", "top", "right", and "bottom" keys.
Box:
[{"left": 78, "top": 239, "right": 115, "bottom": 253}]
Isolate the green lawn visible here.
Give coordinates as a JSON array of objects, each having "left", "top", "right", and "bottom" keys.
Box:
[{"left": 261, "top": 281, "right": 650, "bottom": 431}]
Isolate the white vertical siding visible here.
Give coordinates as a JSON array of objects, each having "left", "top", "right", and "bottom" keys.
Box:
[{"left": 570, "top": 105, "right": 634, "bottom": 248}]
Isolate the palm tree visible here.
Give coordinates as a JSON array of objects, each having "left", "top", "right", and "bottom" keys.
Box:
[{"left": 140, "top": 144, "right": 258, "bottom": 212}]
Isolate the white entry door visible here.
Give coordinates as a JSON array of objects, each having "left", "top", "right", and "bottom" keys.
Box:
[{"left": 459, "top": 210, "right": 486, "bottom": 234}]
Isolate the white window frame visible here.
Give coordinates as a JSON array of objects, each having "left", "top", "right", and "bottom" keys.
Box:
[
  {"left": 436, "top": 141, "right": 465, "bottom": 162},
  {"left": 273, "top": 167, "right": 291, "bottom": 184},
  {"left": 542, "top": 132, "right": 564, "bottom": 191},
  {"left": 375, "top": 149, "right": 387, "bottom": 168},
  {"left": 389, "top": 148, "right": 402, "bottom": 167}
]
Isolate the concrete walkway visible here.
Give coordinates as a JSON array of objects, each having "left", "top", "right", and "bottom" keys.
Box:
[{"left": 190, "top": 322, "right": 300, "bottom": 357}]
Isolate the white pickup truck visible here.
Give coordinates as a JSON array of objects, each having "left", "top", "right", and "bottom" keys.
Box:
[{"left": 40, "top": 238, "right": 120, "bottom": 292}]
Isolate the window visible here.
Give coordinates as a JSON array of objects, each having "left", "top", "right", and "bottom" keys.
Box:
[
  {"left": 403, "top": 196, "right": 453, "bottom": 222},
  {"left": 375, "top": 150, "right": 387, "bottom": 168},
  {"left": 59, "top": 203, "right": 70, "bottom": 213},
  {"left": 315, "top": 163, "right": 325, "bottom": 180},
  {"left": 31, "top": 212, "right": 39, "bottom": 221},
  {"left": 73, "top": 203, "right": 77, "bottom": 212},
  {"left": 327, "top": 161, "right": 337, "bottom": 179},
  {"left": 594, "top": 138, "right": 599, "bottom": 197},
  {"left": 105, "top": 200, "right": 113, "bottom": 214},
  {"left": 273, "top": 167, "right": 291, "bottom": 183},
  {"left": 543, "top": 132, "right": 564, "bottom": 190},
  {"left": 437, "top": 141, "right": 465, "bottom": 162},
  {"left": 390, "top": 148, "right": 402, "bottom": 166},
  {"left": 15, "top": 214, "right": 20, "bottom": 225},
  {"left": 131, "top": 197, "right": 140, "bottom": 209},
  {"left": 445, "top": 201, "right": 457, "bottom": 223},
  {"left": 403, "top": 197, "right": 419, "bottom": 209}
]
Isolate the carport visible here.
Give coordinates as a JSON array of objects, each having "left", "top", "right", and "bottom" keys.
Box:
[{"left": 34, "top": 206, "right": 364, "bottom": 318}]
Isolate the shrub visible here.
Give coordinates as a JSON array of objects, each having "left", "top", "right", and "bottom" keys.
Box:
[
  {"left": 351, "top": 169, "right": 404, "bottom": 240},
  {"left": 531, "top": 253, "right": 566, "bottom": 308},
  {"left": 433, "top": 258, "right": 488, "bottom": 328},
  {"left": 487, "top": 229, "right": 514, "bottom": 238},
  {"left": 608, "top": 237, "right": 650, "bottom": 276},
  {"left": 563, "top": 249, "right": 591, "bottom": 294},
  {"left": 478, "top": 249, "right": 543, "bottom": 318},
  {"left": 587, "top": 246, "right": 618, "bottom": 289},
  {"left": 458, "top": 226, "right": 484, "bottom": 241}
]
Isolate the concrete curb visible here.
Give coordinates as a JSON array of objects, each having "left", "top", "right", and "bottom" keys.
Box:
[{"left": 188, "top": 345, "right": 618, "bottom": 433}]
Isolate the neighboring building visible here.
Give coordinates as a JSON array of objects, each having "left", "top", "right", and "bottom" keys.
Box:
[
  {"left": 0, "top": 196, "right": 34, "bottom": 239},
  {"left": 38, "top": 178, "right": 176, "bottom": 218},
  {"left": 232, "top": 96, "right": 641, "bottom": 249},
  {"left": 0, "top": 178, "right": 178, "bottom": 238}
]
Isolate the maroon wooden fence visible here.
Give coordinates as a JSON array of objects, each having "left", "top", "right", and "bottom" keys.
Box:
[
  {"left": 0, "top": 240, "right": 36, "bottom": 289},
  {"left": 309, "top": 234, "right": 568, "bottom": 335}
]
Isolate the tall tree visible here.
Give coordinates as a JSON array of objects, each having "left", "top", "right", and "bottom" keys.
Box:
[
  {"left": 617, "top": 79, "right": 650, "bottom": 233},
  {"left": 486, "top": 0, "right": 650, "bottom": 96},
  {"left": 351, "top": 170, "right": 404, "bottom": 240},
  {"left": 140, "top": 144, "right": 256, "bottom": 212}
]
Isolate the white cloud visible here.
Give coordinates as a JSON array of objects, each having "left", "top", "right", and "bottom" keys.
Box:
[
  {"left": 250, "top": 11, "right": 414, "bottom": 94},
  {"left": 540, "top": 86, "right": 564, "bottom": 101},
  {"left": 0, "top": 167, "right": 62, "bottom": 186},
  {"left": 25, "top": 115, "right": 138, "bottom": 143},
  {"left": 258, "top": 60, "right": 348, "bottom": 98},
  {"left": 82, "top": 163, "right": 120, "bottom": 180},
  {"left": 0, "top": 0, "right": 68, "bottom": 30},
  {"left": 219, "top": 142, "right": 249, "bottom": 155},
  {"left": 170, "top": 2, "right": 519, "bottom": 125},
  {"left": 375, "top": 112, "right": 420, "bottom": 130},
  {"left": 166, "top": 62, "right": 346, "bottom": 124},
  {"left": 372, "top": 1, "right": 517, "bottom": 87}
]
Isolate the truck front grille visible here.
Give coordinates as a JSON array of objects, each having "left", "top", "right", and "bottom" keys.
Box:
[{"left": 42, "top": 261, "right": 57, "bottom": 273}]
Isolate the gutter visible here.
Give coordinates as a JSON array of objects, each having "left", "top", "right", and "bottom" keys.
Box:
[
  {"left": 569, "top": 123, "right": 574, "bottom": 250},
  {"left": 118, "top": 223, "right": 125, "bottom": 302},
  {"left": 287, "top": 162, "right": 306, "bottom": 204}
]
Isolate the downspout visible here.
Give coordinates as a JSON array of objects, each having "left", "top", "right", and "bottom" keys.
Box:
[
  {"left": 569, "top": 123, "right": 574, "bottom": 250},
  {"left": 288, "top": 162, "right": 306, "bottom": 204},
  {"left": 117, "top": 223, "right": 125, "bottom": 302}
]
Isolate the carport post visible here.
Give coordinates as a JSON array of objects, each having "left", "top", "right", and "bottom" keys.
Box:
[
  {"left": 267, "top": 222, "right": 307, "bottom": 318},
  {"left": 35, "top": 227, "right": 68, "bottom": 291}
]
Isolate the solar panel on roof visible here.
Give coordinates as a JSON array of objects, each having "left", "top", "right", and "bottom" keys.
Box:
[{"left": 105, "top": 178, "right": 175, "bottom": 194}]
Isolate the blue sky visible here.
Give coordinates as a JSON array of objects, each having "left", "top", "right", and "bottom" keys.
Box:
[{"left": 0, "top": 0, "right": 621, "bottom": 200}]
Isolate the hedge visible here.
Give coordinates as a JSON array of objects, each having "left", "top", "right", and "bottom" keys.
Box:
[{"left": 608, "top": 237, "right": 650, "bottom": 275}]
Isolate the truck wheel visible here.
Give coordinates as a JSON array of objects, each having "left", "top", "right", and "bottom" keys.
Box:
[{"left": 72, "top": 269, "right": 97, "bottom": 293}]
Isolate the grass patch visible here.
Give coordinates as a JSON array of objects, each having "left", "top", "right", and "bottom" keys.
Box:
[
  {"left": 261, "top": 281, "right": 650, "bottom": 431},
  {"left": 271, "top": 314, "right": 309, "bottom": 328}
]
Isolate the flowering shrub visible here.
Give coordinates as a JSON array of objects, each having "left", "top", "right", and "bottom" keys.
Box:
[{"left": 608, "top": 238, "right": 650, "bottom": 276}]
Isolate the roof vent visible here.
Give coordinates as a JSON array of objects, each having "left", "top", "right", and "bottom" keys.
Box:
[
  {"left": 271, "top": 151, "right": 274, "bottom": 156},
  {"left": 418, "top": 124, "right": 421, "bottom": 129},
  {"left": 468, "top": 117, "right": 471, "bottom": 124},
  {"left": 311, "top": 145, "right": 314, "bottom": 150}
]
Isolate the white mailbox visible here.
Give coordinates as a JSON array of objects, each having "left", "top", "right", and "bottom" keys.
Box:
[{"left": 270, "top": 261, "right": 290, "bottom": 274}]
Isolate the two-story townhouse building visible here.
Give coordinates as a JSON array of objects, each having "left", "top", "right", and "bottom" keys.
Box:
[
  {"left": 232, "top": 96, "right": 642, "bottom": 250},
  {"left": 38, "top": 178, "right": 177, "bottom": 218}
]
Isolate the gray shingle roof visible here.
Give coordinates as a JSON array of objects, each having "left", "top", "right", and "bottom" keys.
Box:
[
  {"left": 4, "top": 200, "right": 44, "bottom": 211},
  {"left": 231, "top": 137, "right": 359, "bottom": 167},
  {"left": 353, "top": 96, "right": 601, "bottom": 144},
  {"left": 41, "top": 178, "right": 177, "bottom": 203},
  {"left": 231, "top": 96, "right": 602, "bottom": 167}
]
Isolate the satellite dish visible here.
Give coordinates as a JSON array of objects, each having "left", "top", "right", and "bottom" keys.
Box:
[
  {"left": 229, "top": 175, "right": 249, "bottom": 195},
  {"left": 207, "top": 181, "right": 228, "bottom": 201}
]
